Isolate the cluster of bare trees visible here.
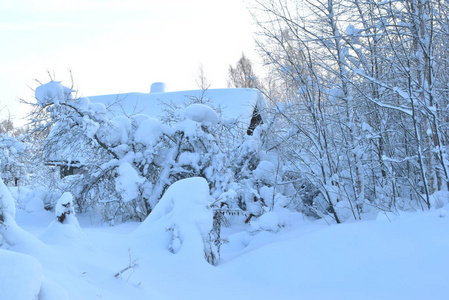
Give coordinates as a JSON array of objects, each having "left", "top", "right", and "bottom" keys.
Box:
[
  {"left": 9, "top": 0, "right": 449, "bottom": 226},
  {"left": 228, "top": 53, "right": 261, "bottom": 89},
  {"left": 249, "top": 0, "right": 449, "bottom": 221}
]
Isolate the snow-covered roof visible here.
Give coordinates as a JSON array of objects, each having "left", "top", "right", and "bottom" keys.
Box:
[
  {"left": 42, "top": 86, "right": 267, "bottom": 167},
  {"left": 87, "top": 88, "right": 267, "bottom": 130}
]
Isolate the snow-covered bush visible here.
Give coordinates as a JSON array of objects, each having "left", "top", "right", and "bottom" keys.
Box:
[
  {"left": 55, "top": 192, "right": 76, "bottom": 224},
  {"left": 35, "top": 80, "right": 75, "bottom": 107},
  {"left": 0, "top": 178, "right": 16, "bottom": 224},
  {"left": 0, "top": 177, "right": 49, "bottom": 251},
  {"left": 250, "top": 210, "right": 290, "bottom": 232},
  {"left": 39, "top": 192, "right": 87, "bottom": 247},
  {"left": 0, "top": 133, "right": 27, "bottom": 186},
  {"left": 29, "top": 81, "right": 240, "bottom": 224},
  {"left": 134, "top": 177, "right": 215, "bottom": 263},
  {"left": 228, "top": 124, "right": 298, "bottom": 227},
  {"left": 29, "top": 80, "right": 304, "bottom": 231}
]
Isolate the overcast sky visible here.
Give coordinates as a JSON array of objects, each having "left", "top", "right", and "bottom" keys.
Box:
[{"left": 0, "top": 0, "right": 259, "bottom": 125}]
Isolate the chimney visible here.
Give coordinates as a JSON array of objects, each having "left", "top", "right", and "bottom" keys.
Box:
[{"left": 150, "top": 82, "right": 167, "bottom": 93}]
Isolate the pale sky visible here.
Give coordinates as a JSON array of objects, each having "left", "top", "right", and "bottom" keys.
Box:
[{"left": 0, "top": 0, "right": 260, "bottom": 126}]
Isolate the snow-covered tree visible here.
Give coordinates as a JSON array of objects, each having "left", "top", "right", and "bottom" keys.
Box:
[
  {"left": 228, "top": 53, "right": 261, "bottom": 89},
  {"left": 28, "top": 81, "right": 245, "bottom": 224},
  {"left": 252, "top": 0, "right": 449, "bottom": 220},
  {"left": 0, "top": 133, "right": 26, "bottom": 186}
]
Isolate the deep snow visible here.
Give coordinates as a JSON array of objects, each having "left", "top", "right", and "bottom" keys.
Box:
[{"left": 2, "top": 202, "right": 446, "bottom": 300}]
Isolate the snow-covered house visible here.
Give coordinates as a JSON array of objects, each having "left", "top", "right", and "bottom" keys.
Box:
[
  {"left": 42, "top": 82, "right": 267, "bottom": 177},
  {"left": 88, "top": 83, "right": 267, "bottom": 136}
]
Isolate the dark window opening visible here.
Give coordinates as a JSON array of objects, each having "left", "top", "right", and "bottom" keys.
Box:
[{"left": 60, "top": 165, "right": 79, "bottom": 178}]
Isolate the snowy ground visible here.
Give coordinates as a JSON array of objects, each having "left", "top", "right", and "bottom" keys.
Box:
[{"left": 4, "top": 204, "right": 447, "bottom": 300}]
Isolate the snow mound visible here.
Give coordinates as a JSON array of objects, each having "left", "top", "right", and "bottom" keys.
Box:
[
  {"left": 35, "top": 81, "right": 75, "bottom": 106},
  {"left": 131, "top": 114, "right": 150, "bottom": 127},
  {"left": 115, "top": 162, "right": 145, "bottom": 203},
  {"left": 15, "top": 186, "right": 59, "bottom": 213},
  {"left": 251, "top": 210, "right": 290, "bottom": 232},
  {"left": 88, "top": 101, "right": 107, "bottom": 119},
  {"left": 0, "top": 249, "right": 43, "bottom": 300},
  {"left": 254, "top": 160, "right": 276, "bottom": 184},
  {"left": 346, "top": 24, "right": 360, "bottom": 35},
  {"left": 24, "top": 196, "right": 45, "bottom": 213},
  {"left": 134, "top": 118, "right": 165, "bottom": 146},
  {"left": 38, "top": 277, "right": 70, "bottom": 300},
  {"left": 102, "top": 116, "right": 132, "bottom": 146},
  {"left": 39, "top": 218, "right": 86, "bottom": 247},
  {"left": 376, "top": 211, "right": 399, "bottom": 222},
  {"left": 134, "top": 177, "right": 213, "bottom": 261},
  {"left": 40, "top": 192, "right": 87, "bottom": 246},
  {"left": 184, "top": 104, "right": 219, "bottom": 125}
]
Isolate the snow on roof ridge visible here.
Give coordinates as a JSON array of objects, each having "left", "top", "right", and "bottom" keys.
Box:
[{"left": 88, "top": 87, "right": 261, "bottom": 98}]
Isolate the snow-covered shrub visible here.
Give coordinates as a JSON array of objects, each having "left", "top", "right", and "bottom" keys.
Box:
[
  {"left": 229, "top": 125, "right": 297, "bottom": 227},
  {"left": 0, "top": 134, "right": 27, "bottom": 187},
  {"left": 133, "top": 177, "right": 214, "bottom": 263},
  {"left": 130, "top": 97, "right": 240, "bottom": 222},
  {"left": 12, "top": 186, "right": 60, "bottom": 213},
  {"left": 0, "top": 177, "right": 50, "bottom": 251},
  {"left": 250, "top": 210, "right": 290, "bottom": 232},
  {"left": 35, "top": 80, "right": 75, "bottom": 107},
  {"left": 231, "top": 134, "right": 263, "bottom": 215},
  {"left": 39, "top": 192, "right": 86, "bottom": 247},
  {"left": 30, "top": 81, "right": 241, "bottom": 223},
  {"left": 55, "top": 192, "right": 76, "bottom": 224},
  {"left": 0, "top": 178, "right": 16, "bottom": 224},
  {"left": 30, "top": 80, "right": 303, "bottom": 231}
]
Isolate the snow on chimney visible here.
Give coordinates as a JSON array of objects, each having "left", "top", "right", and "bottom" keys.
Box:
[{"left": 150, "top": 82, "right": 167, "bottom": 93}]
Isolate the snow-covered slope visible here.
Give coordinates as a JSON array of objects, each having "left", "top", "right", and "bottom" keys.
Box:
[{"left": 5, "top": 205, "right": 447, "bottom": 300}]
